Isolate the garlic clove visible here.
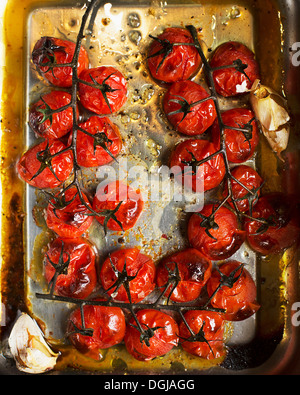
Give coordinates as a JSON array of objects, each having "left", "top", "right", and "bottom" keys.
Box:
[{"left": 8, "top": 313, "right": 59, "bottom": 374}]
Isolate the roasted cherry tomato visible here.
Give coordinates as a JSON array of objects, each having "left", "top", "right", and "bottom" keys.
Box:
[
  {"left": 179, "top": 310, "right": 226, "bottom": 360},
  {"left": 206, "top": 260, "right": 260, "bottom": 321},
  {"left": 147, "top": 27, "right": 201, "bottom": 84},
  {"left": 16, "top": 140, "right": 73, "bottom": 189},
  {"left": 170, "top": 139, "right": 225, "bottom": 192},
  {"left": 124, "top": 309, "right": 179, "bottom": 361},
  {"left": 78, "top": 66, "right": 127, "bottom": 115},
  {"left": 224, "top": 165, "right": 264, "bottom": 213},
  {"left": 67, "top": 301, "right": 126, "bottom": 360},
  {"left": 211, "top": 108, "right": 259, "bottom": 164},
  {"left": 188, "top": 204, "right": 246, "bottom": 261},
  {"left": 32, "top": 36, "right": 89, "bottom": 88},
  {"left": 209, "top": 41, "right": 260, "bottom": 97},
  {"left": 73, "top": 116, "right": 122, "bottom": 167},
  {"left": 156, "top": 248, "right": 212, "bottom": 303},
  {"left": 92, "top": 180, "right": 144, "bottom": 232},
  {"left": 244, "top": 193, "right": 300, "bottom": 255},
  {"left": 43, "top": 237, "right": 97, "bottom": 299},
  {"left": 163, "top": 80, "right": 217, "bottom": 135},
  {"left": 100, "top": 247, "right": 156, "bottom": 303},
  {"left": 45, "top": 186, "right": 94, "bottom": 238}
]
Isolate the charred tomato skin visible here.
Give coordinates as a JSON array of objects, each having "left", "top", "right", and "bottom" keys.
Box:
[
  {"left": 100, "top": 247, "right": 156, "bottom": 303},
  {"left": 44, "top": 237, "right": 97, "bottom": 299},
  {"left": 32, "top": 36, "right": 89, "bottom": 88},
  {"left": 210, "top": 41, "right": 260, "bottom": 97},
  {"left": 206, "top": 260, "right": 260, "bottom": 321},
  {"left": 147, "top": 27, "right": 201, "bottom": 84},
  {"left": 156, "top": 248, "right": 212, "bottom": 302},
  {"left": 124, "top": 309, "right": 179, "bottom": 361}
]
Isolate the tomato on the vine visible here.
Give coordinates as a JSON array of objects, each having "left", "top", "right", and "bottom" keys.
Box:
[
  {"left": 67, "top": 301, "right": 126, "bottom": 360},
  {"left": 211, "top": 108, "right": 259, "bottom": 164},
  {"left": 43, "top": 237, "right": 97, "bottom": 299},
  {"left": 188, "top": 204, "right": 246, "bottom": 261},
  {"left": 156, "top": 248, "right": 212, "bottom": 303},
  {"left": 74, "top": 116, "right": 122, "bottom": 167},
  {"left": 163, "top": 80, "right": 217, "bottom": 135},
  {"left": 29, "top": 91, "right": 77, "bottom": 140},
  {"left": 16, "top": 140, "right": 73, "bottom": 189},
  {"left": 147, "top": 27, "right": 201, "bottom": 84},
  {"left": 124, "top": 309, "right": 179, "bottom": 361},
  {"left": 170, "top": 139, "right": 225, "bottom": 192},
  {"left": 32, "top": 36, "right": 89, "bottom": 88},
  {"left": 100, "top": 247, "right": 156, "bottom": 303},
  {"left": 179, "top": 310, "right": 226, "bottom": 360},
  {"left": 209, "top": 41, "right": 260, "bottom": 97},
  {"left": 45, "top": 186, "right": 94, "bottom": 238},
  {"left": 244, "top": 193, "right": 300, "bottom": 255},
  {"left": 206, "top": 260, "right": 260, "bottom": 321},
  {"left": 78, "top": 66, "right": 127, "bottom": 115},
  {"left": 92, "top": 180, "right": 144, "bottom": 232}
]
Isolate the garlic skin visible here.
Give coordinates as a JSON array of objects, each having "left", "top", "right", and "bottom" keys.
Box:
[
  {"left": 250, "top": 79, "right": 290, "bottom": 161},
  {"left": 8, "top": 313, "right": 59, "bottom": 374}
]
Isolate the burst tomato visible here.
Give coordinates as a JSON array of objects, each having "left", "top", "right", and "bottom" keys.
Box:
[
  {"left": 210, "top": 41, "right": 260, "bottom": 97},
  {"left": 124, "top": 309, "right": 179, "bottom": 361},
  {"left": 224, "top": 165, "right": 264, "bottom": 213},
  {"left": 206, "top": 260, "right": 260, "bottom": 321},
  {"left": 78, "top": 66, "right": 127, "bottom": 115},
  {"left": 74, "top": 116, "right": 122, "bottom": 167},
  {"left": 156, "top": 248, "right": 212, "bottom": 303},
  {"left": 45, "top": 186, "right": 94, "bottom": 238},
  {"left": 244, "top": 193, "right": 300, "bottom": 255},
  {"left": 179, "top": 310, "right": 226, "bottom": 360},
  {"left": 43, "top": 237, "right": 97, "bottom": 299},
  {"left": 32, "top": 36, "right": 89, "bottom": 88},
  {"left": 188, "top": 204, "right": 246, "bottom": 261},
  {"left": 170, "top": 139, "right": 225, "bottom": 192},
  {"left": 211, "top": 108, "right": 259, "bottom": 164},
  {"left": 29, "top": 90, "right": 77, "bottom": 140},
  {"left": 163, "top": 80, "right": 217, "bottom": 135},
  {"left": 16, "top": 140, "right": 73, "bottom": 189},
  {"left": 67, "top": 301, "right": 126, "bottom": 360},
  {"left": 92, "top": 180, "right": 144, "bottom": 232},
  {"left": 100, "top": 247, "right": 156, "bottom": 303},
  {"left": 147, "top": 27, "right": 201, "bottom": 84}
]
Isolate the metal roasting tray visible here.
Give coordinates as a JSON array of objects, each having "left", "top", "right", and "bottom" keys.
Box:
[{"left": 0, "top": 0, "right": 300, "bottom": 375}]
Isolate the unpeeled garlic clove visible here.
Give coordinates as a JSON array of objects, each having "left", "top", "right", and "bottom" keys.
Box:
[
  {"left": 8, "top": 313, "right": 59, "bottom": 374},
  {"left": 250, "top": 79, "right": 290, "bottom": 161}
]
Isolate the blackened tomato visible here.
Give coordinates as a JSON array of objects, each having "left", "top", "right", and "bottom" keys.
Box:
[
  {"left": 124, "top": 309, "right": 179, "bottom": 361},
  {"left": 67, "top": 301, "right": 126, "bottom": 360},
  {"left": 206, "top": 260, "right": 260, "bottom": 321},
  {"left": 179, "top": 310, "right": 226, "bottom": 360},
  {"left": 211, "top": 108, "right": 259, "bottom": 164},
  {"left": 170, "top": 139, "right": 225, "bottom": 192},
  {"left": 156, "top": 248, "right": 212, "bottom": 303},
  {"left": 210, "top": 41, "right": 260, "bottom": 97},
  {"left": 244, "top": 193, "right": 300, "bottom": 255},
  {"left": 16, "top": 140, "right": 73, "bottom": 189},
  {"left": 163, "top": 80, "right": 216, "bottom": 135},
  {"left": 78, "top": 66, "right": 127, "bottom": 115},
  {"left": 32, "top": 36, "right": 89, "bottom": 88},
  {"left": 44, "top": 237, "right": 97, "bottom": 299},
  {"left": 75, "top": 116, "right": 122, "bottom": 167},
  {"left": 100, "top": 247, "right": 156, "bottom": 303},
  {"left": 188, "top": 204, "right": 246, "bottom": 261},
  {"left": 92, "top": 180, "right": 144, "bottom": 232},
  {"left": 147, "top": 27, "right": 201, "bottom": 84},
  {"left": 224, "top": 165, "right": 264, "bottom": 213},
  {"left": 29, "top": 91, "right": 77, "bottom": 140},
  {"left": 45, "top": 187, "right": 94, "bottom": 238}
]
